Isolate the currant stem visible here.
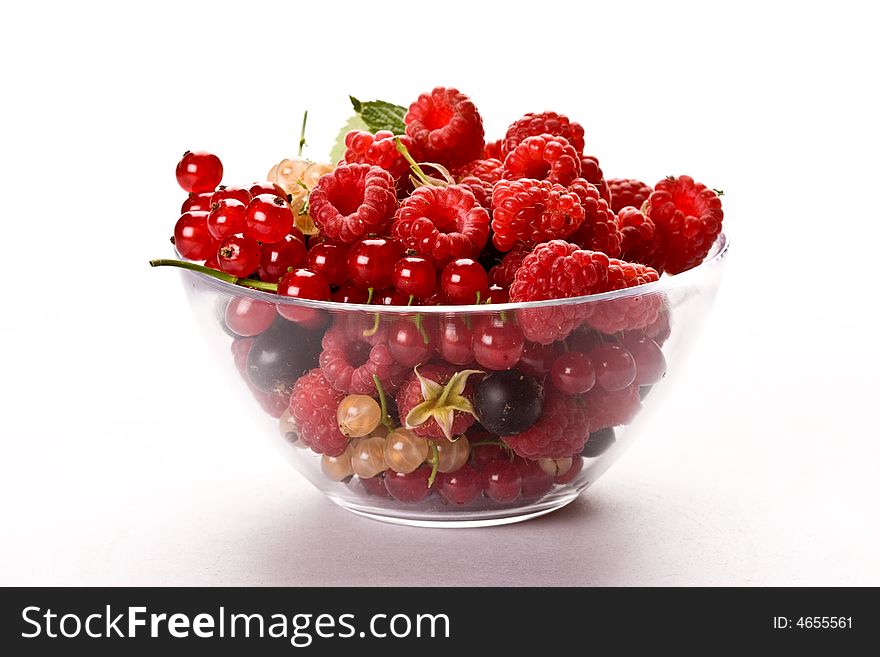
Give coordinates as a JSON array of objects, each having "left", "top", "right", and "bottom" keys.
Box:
[
  {"left": 298, "top": 110, "right": 308, "bottom": 157},
  {"left": 149, "top": 259, "right": 278, "bottom": 292},
  {"left": 468, "top": 439, "right": 505, "bottom": 448},
  {"left": 394, "top": 138, "right": 444, "bottom": 188},
  {"left": 362, "top": 312, "right": 381, "bottom": 337},
  {"left": 372, "top": 375, "right": 394, "bottom": 430},
  {"left": 366, "top": 287, "right": 374, "bottom": 305},
  {"left": 427, "top": 441, "right": 440, "bottom": 488}
]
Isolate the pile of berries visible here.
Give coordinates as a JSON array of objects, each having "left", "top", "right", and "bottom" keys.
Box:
[{"left": 157, "top": 86, "right": 724, "bottom": 508}]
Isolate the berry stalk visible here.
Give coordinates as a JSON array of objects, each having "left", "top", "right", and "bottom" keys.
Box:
[{"left": 149, "top": 259, "right": 278, "bottom": 292}]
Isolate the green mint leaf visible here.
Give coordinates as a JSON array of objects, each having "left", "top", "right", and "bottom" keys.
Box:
[
  {"left": 329, "top": 114, "right": 369, "bottom": 163},
  {"left": 348, "top": 97, "right": 406, "bottom": 134}
]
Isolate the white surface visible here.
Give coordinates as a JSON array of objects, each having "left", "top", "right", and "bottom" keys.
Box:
[{"left": 1, "top": 1, "right": 879, "bottom": 586}]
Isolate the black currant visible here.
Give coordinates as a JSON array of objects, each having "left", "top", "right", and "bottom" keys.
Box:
[
  {"left": 473, "top": 370, "right": 543, "bottom": 436},
  {"left": 581, "top": 427, "right": 616, "bottom": 458},
  {"left": 246, "top": 317, "right": 321, "bottom": 393}
]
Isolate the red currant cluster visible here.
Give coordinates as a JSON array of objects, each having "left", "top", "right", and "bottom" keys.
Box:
[{"left": 155, "top": 86, "right": 724, "bottom": 509}]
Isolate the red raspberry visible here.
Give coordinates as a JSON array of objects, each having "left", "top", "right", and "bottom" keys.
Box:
[
  {"left": 308, "top": 164, "right": 397, "bottom": 244},
  {"left": 608, "top": 178, "right": 653, "bottom": 214},
  {"left": 457, "top": 176, "right": 492, "bottom": 209},
  {"left": 343, "top": 130, "right": 422, "bottom": 190},
  {"left": 644, "top": 175, "right": 724, "bottom": 274},
  {"left": 319, "top": 323, "right": 408, "bottom": 395},
  {"left": 490, "top": 179, "right": 586, "bottom": 251},
  {"left": 579, "top": 155, "right": 611, "bottom": 203},
  {"left": 289, "top": 368, "right": 348, "bottom": 457},
  {"left": 501, "top": 134, "right": 581, "bottom": 186},
  {"left": 405, "top": 87, "right": 485, "bottom": 167},
  {"left": 509, "top": 241, "right": 609, "bottom": 343},
  {"left": 502, "top": 391, "right": 590, "bottom": 459},
  {"left": 586, "top": 259, "right": 662, "bottom": 334},
  {"left": 482, "top": 139, "right": 502, "bottom": 160},
  {"left": 568, "top": 179, "right": 622, "bottom": 257},
  {"left": 453, "top": 158, "right": 503, "bottom": 185},
  {"left": 395, "top": 363, "right": 477, "bottom": 440},
  {"left": 581, "top": 382, "right": 641, "bottom": 431},
  {"left": 391, "top": 185, "right": 490, "bottom": 266},
  {"left": 617, "top": 206, "right": 664, "bottom": 272},
  {"left": 489, "top": 245, "right": 529, "bottom": 288},
  {"left": 502, "top": 112, "right": 586, "bottom": 156}
]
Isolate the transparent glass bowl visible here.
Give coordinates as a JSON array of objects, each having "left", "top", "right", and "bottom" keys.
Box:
[{"left": 175, "top": 234, "right": 728, "bottom": 527}]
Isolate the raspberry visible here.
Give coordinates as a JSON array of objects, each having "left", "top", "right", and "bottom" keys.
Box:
[
  {"left": 308, "top": 164, "right": 397, "bottom": 244},
  {"left": 568, "top": 179, "right": 622, "bottom": 257},
  {"left": 395, "top": 363, "right": 477, "bottom": 440},
  {"left": 501, "top": 134, "right": 581, "bottom": 186},
  {"left": 405, "top": 87, "right": 485, "bottom": 167},
  {"left": 608, "top": 178, "right": 653, "bottom": 214},
  {"left": 319, "top": 323, "right": 408, "bottom": 395},
  {"left": 391, "top": 185, "right": 490, "bottom": 266},
  {"left": 289, "top": 368, "right": 348, "bottom": 456},
  {"left": 581, "top": 382, "right": 641, "bottom": 431},
  {"left": 502, "top": 391, "right": 590, "bottom": 459},
  {"left": 509, "top": 241, "right": 609, "bottom": 343},
  {"left": 617, "top": 206, "right": 664, "bottom": 272},
  {"left": 644, "top": 175, "right": 723, "bottom": 274},
  {"left": 502, "top": 112, "right": 586, "bottom": 156},
  {"left": 579, "top": 155, "right": 611, "bottom": 203},
  {"left": 343, "top": 130, "right": 422, "bottom": 190},
  {"left": 585, "top": 258, "right": 662, "bottom": 334},
  {"left": 457, "top": 175, "right": 492, "bottom": 209},
  {"left": 482, "top": 139, "right": 502, "bottom": 160},
  {"left": 490, "top": 179, "right": 586, "bottom": 251},
  {"left": 453, "top": 158, "right": 503, "bottom": 185},
  {"left": 489, "top": 245, "right": 528, "bottom": 288}
]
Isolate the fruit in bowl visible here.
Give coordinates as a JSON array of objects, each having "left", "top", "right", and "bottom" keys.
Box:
[{"left": 152, "top": 87, "right": 728, "bottom": 527}]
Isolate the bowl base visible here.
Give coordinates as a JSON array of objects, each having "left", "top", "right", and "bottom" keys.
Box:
[{"left": 327, "top": 491, "right": 581, "bottom": 528}]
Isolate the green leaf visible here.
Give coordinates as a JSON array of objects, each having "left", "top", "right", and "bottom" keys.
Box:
[
  {"left": 349, "top": 96, "right": 407, "bottom": 134},
  {"left": 328, "top": 114, "right": 368, "bottom": 163}
]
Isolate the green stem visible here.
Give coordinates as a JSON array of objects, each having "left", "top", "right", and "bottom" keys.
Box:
[
  {"left": 427, "top": 441, "right": 440, "bottom": 488},
  {"left": 149, "top": 259, "right": 278, "bottom": 292},
  {"left": 394, "top": 137, "right": 442, "bottom": 188},
  {"left": 372, "top": 375, "right": 394, "bottom": 430},
  {"left": 366, "top": 287, "right": 374, "bottom": 305},
  {"left": 468, "top": 439, "right": 505, "bottom": 448},
  {"left": 298, "top": 110, "right": 308, "bottom": 157},
  {"left": 362, "top": 312, "right": 381, "bottom": 337}
]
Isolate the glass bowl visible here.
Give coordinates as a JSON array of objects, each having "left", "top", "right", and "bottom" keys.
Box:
[{"left": 172, "top": 234, "right": 728, "bottom": 527}]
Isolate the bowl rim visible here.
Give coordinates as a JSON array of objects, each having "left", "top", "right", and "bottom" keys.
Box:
[{"left": 178, "top": 233, "right": 729, "bottom": 314}]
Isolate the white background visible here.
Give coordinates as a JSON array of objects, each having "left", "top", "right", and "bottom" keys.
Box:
[{"left": 1, "top": 0, "right": 878, "bottom": 586}]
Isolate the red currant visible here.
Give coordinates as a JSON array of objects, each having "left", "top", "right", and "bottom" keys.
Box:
[
  {"left": 249, "top": 181, "right": 288, "bottom": 198},
  {"left": 515, "top": 458, "right": 553, "bottom": 498},
  {"left": 173, "top": 211, "right": 217, "bottom": 260},
  {"left": 517, "top": 341, "right": 558, "bottom": 377},
  {"left": 387, "top": 316, "right": 437, "bottom": 367},
  {"left": 550, "top": 351, "right": 596, "bottom": 395},
  {"left": 346, "top": 237, "right": 401, "bottom": 290},
  {"left": 217, "top": 234, "right": 261, "bottom": 277},
  {"left": 245, "top": 194, "right": 294, "bottom": 243},
  {"left": 307, "top": 242, "right": 349, "bottom": 286},
  {"left": 471, "top": 443, "right": 507, "bottom": 469},
  {"left": 372, "top": 288, "right": 410, "bottom": 306},
  {"left": 472, "top": 316, "right": 524, "bottom": 371},
  {"left": 181, "top": 191, "right": 214, "bottom": 213},
  {"left": 384, "top": 465, "right": 432, "bottom": 503},
  {"left": 258, "top": 234, "right": 308, "bottom": 283},
  {"left": 276, "top": 268, "right": 331, "bottom": 325},
  {"left": 481, "top": 460, "right": 522, "bottom": 503},
  {"left": 438, "top": 316, "right": 474, "bottom": 365},
  {"left": 175, "top": 151, "right": 223, "bottom": 193},
  {"left": 204, "top": 252, "right": 220, "bottom": 271},
  {"left": 359, "top": 474, "right": 391, "bottom": 498},
  {"left": 437, "top": 465, "right": 483, "bottom": 505},
  {"left": 440, "top": 258, "right": 490, "bottom": 305},
  {"left": 210, "top": 185, "right": 252, "bottom": 206},
  {"left": 331, "top": 282, "right": 370, "bottom": 304},
  {"left": 231, "top": 337, "right": 255, "bottom": 376},
  {"left": 487, "top": 284, "right": 509, "bottom": 304},
  {"left": 224, "top": 297, "right": 276, "bottom": 337},
  {"left": 207, "top": 199, "right": 247, "bottom": 240},
  {"left": 254, "top": 387, "right": 290, "bottom": 419},
  {"left": 554, "top": 454, "right": 583, "bottom": 484},
  {"left": 621, "top": 333, "right": 666, "bottom": 385},
  {"left": 591, "top": 343, "right": 637, "bottom": 392},
  {"left": 392, "top": 256, "right": 436, "bottom": 300}
]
